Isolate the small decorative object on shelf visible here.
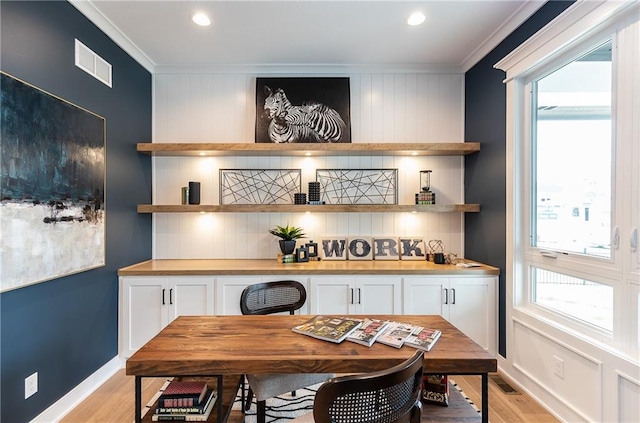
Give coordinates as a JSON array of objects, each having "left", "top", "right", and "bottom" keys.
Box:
[
  {"left": 294, "top": 193, "right": 307, "bottom": 204},
  {"left": 188, "top": 181, "right": 201, "bottom": 205},
  {"left": 416, "top": 170, "right": 436, "bottom": 204},
  {"left": 308, "top": 181, "right": 321, "bottom": 202},
  {"left": 420, "top": 170, "right": 432, "bottom": 192},
  {"left": 181, "top": 187, "right": 189, "bottom": 205},
  {"left": 306, "top": 240, "right": 318, "bottom": 257},
  {"left": 268, "top": 223, "right": 306, "bottom": 255},
  {"left": 427, "top": 239, "right": 445, "bottom": 262},
  {"left": 296, "top": 246, "right": 309, "bottom": 262}
]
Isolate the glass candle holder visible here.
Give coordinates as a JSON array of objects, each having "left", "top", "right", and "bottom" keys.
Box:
[{"left": 420, "top": 170, "right": 432, "bottom": 192}]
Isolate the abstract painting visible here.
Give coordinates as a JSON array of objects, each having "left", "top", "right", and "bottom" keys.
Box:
[
  {"left": 0, "top": 72, "right": 105, "bottom": 291},
  {"left": 220, "top": 169, "right": 301, "bottom": 205},
  {"left": 316, "top": 169, "right": 398, "bottom": 205},
  {"left": 255, "top": 77, "right": 351, "bottom": 143}
]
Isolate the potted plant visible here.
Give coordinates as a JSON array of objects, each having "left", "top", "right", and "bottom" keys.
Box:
[{"left": 269, "top": 224, "right": 306, "bottom": 255}]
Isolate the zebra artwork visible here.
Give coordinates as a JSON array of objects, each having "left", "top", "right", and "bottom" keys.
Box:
[{"left": 263, "top": 86, "right": 347, "bottom": 143}]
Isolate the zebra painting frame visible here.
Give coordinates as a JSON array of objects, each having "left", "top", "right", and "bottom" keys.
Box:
[
  {"left": 220, "top": 169, "right": 301, "bottom": 205},
  {"left": 255, "top": 77, "right": 351, "bottom": 143}
]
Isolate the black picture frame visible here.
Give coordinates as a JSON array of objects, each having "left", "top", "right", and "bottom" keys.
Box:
[{"left": 255, "top": 77, "right": 351, "bottom": 143}]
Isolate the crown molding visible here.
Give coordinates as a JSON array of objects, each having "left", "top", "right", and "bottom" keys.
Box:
[{"left": 461, "top": 0, "right": 546, "bottom": 72}]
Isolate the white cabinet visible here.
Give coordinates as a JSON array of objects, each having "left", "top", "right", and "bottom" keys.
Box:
[
  {"left": 403, "top": 276, "right": 497, "bottom": 354},
  {"left": 215, "top": 275, "right": 310, "bottom": 315},
  {"left": 309, "top": 276, "right": 402, "bottom": 315},
  {"left": 119, "top": 276, "right": 214, "bottom": 358}
]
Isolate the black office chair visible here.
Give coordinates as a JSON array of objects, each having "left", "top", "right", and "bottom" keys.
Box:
[
  {"left": 240, "top": 280, "right": 334, "bottom": 423},
  {"left": 291, "top": 350, "right": 424, "bottom": 423}
]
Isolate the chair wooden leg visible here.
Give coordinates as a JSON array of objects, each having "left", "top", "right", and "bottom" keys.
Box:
[{"left": 257, "top": 400, "right": 266, "bottom": 423}]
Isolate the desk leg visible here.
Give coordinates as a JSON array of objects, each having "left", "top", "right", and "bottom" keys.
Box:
[
  {"left": 135, "top": 376, "right": 142, "bottom": 423},
  {"left": 218, "top": 375, "right": 223, "bottom": 423},
  {"left": 481, "top": 373, "right": 488, "bottom": 423}
]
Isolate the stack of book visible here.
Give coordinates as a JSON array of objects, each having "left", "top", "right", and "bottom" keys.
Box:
[{"left": 153, "top": 380, "right": 217, "bottom": 421}]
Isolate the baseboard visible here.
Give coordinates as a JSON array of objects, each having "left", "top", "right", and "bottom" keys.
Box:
[{"left": 30, "top": 356, "right": 124, "bottom": 423}]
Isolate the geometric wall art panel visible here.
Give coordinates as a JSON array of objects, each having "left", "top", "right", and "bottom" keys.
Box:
[
  {"left": 316, "top": 169, "right": 397, "bottom": 205},
  {"left": 220, "top": 169, "right": 301, "bottom": 205}
]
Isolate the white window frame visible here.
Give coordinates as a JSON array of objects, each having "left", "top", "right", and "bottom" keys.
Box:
[{"left": 496, "top": 0, "right": 639, "bottom": 357}]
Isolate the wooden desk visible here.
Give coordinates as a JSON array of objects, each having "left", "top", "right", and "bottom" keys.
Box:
[{"left": 127, "top": 315, "right": 496, "bottom": 423}]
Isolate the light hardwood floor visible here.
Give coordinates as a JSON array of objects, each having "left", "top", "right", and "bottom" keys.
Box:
[{"left": 60, "top": 370, "right": 560, "bottom": 423}]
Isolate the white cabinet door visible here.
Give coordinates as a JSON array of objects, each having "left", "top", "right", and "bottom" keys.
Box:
[
  {"left": 402, "top": 277, "right": 448, "bottom": 317},
  {"left": 168, "top": 277, "right": 215, "bottom": 321},
  {"left": 121, "top": 277, "right": 166, "bottom": 358},
  {"left": 120, "top": 276, "right": 215, "bottom": 358},
  {"left": 448, "top": 277, "right": 496, "bottom": 353},
  {"left": 402, "top": 276, "right": 497, "bottom": 354},
  {"left": 309, "top": 276, "right": 355, "bottom": 315},
  {"left": 355, "top": 276, "right": 402, "bottom": 315},
  {"left": 309, "top": 276, "right": 401, "bottom": 315}
]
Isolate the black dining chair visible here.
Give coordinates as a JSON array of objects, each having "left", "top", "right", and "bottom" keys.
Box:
[
  {"left": 240, "top": 280, "right": 334, "bottom": 423},
  {"left": 290, "top": 350, "right": 424, "bottom": 423}
]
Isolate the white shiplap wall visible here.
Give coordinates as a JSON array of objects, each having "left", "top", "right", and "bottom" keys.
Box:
[{"left": 152, "top": 72, "right": 466, "bottom": 259}]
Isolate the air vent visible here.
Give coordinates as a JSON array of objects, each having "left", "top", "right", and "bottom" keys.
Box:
[
  {"left": 489, "top": 374, "right": 520, "bottom": 395},
  {"left": 75, "top": 39, "right": 112, "bottom": 88}
]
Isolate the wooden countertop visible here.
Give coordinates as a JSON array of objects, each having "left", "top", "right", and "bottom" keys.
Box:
[{"left": 118, "top": 259, "right": 499, "bottom": 276}]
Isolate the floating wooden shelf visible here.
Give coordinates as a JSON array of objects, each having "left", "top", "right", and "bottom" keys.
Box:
[
  {"left": 137, "top": 142, "right": 480, "bottom": 157},
  {"left": 137, "top": 204, "right": 480, "bottom": 213}
]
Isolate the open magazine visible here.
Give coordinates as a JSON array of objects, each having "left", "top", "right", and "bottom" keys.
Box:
[{"left": 292, "top": 315, "right": 362, "bottom": 343}]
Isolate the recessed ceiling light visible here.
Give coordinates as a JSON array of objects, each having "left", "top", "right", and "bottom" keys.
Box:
[
  {"left": 191, "top": 12, "right": 211, "bottom": 27},
  {"left": 407, "top": 12, "right": 425, "bottom": 26}
]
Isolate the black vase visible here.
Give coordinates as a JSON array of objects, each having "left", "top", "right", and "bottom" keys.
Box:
[{"left": 279, "top": 240, "right": 297, "bottom": 255}]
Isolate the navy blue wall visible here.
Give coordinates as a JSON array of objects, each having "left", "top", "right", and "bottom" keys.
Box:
[
  {"left": 464, "top": 0, "right": 575, "bottom": 358},
  {"left": 0, "top": 1, "right": 152, "bottom": 421}
]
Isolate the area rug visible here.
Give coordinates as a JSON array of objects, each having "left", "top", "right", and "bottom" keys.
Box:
[
  {"left": 231, "top": 383, "right": 319, "bottom": 422},
  {"left": 233, "top": 379, "right": 481, "bottom": 423}
]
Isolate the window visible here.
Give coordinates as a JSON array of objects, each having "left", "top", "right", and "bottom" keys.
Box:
[
  {"left": 526, "top": 40, "right": 616, "bottom": 332},
  {"left": 531, "top": 41, "right": 613, "bottom": 260}
]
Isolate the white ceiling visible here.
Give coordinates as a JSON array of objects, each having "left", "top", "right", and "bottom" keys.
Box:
[{"left": 70, "top": 0, "right": 545, "bottom": 73}]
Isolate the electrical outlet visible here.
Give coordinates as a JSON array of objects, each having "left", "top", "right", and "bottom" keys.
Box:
[
  {"left": 553, "top": 355, "right": 564, "bottom": 379},
  {"left": 25, "top": 372, "right": 38, "bottom": 399}
]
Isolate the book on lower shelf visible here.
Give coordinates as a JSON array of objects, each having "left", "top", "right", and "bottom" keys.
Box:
[
  {"left": 404, "top": 326, "right": 442, "bottom": 351},
  {"left": 375, "top": 321, "right": 416, "bottom": 348},
  {"left": 153, "top": 388, "right": 217, "bottom": 421},
  {"left": 158, "top": 380, "right": 208, "bottom": 408},
  {"left": 345, "top": 318, "right": 390, "bottom": 347},
  {"left": 292, "top": 315, "right": 363, "bottom": 343}
]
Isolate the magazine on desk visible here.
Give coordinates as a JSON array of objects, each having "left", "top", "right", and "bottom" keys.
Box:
[
  {"left": 292, "top": 315, "right": 363, "bottom": 343},
  {"left": 345, "top": 318, "right": 390, "bottom": 347},
  {"left": 376, "top": 321, "right": 416, "bottom": 348},
  {"left": 404, "top": 326, "right": 442, "bottom": 351}
]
